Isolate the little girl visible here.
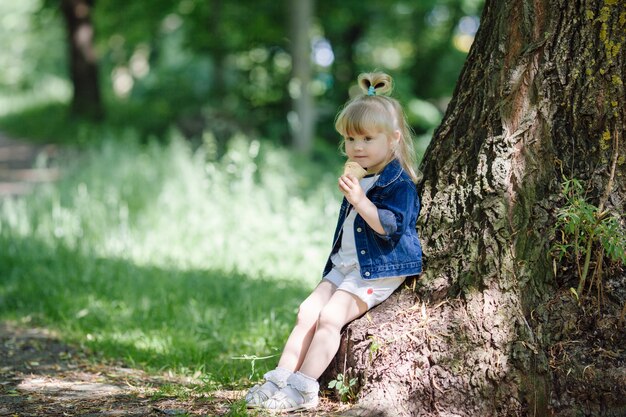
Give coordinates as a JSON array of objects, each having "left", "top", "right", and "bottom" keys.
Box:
[{"left": 245, "top": 71, "right": 423, "bottom": 412}]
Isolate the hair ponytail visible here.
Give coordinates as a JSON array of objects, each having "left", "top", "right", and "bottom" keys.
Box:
[{"left": 358, "top": 73, "right": 393, "bottom": 96}]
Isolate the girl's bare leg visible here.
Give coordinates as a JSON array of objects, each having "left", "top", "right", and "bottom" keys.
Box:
[
  {"left": 297, "top": 290, "right": 367, "bottom": 379},
  {"left": 277, "top": 280, "right": 336, "bottom": 372}
]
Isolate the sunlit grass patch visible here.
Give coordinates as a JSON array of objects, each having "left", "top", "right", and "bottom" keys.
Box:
[{"left": 0, "top": 130, "right": 341, "bottom": 387}]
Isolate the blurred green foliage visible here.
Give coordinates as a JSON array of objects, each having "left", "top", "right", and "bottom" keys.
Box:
[
  {"left": 0, "top": 0, "right": 483, "bottom": 147},
  {"left": 0, "top": 1, "right": 66, "bottom": 91}
]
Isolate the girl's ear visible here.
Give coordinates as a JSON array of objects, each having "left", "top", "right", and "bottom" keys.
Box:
[{"left": 393, "top": 129, "right": 401, "bottom": 144}]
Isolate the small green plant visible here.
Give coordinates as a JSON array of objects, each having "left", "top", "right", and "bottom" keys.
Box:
[
  {"left": 231, "top": 353, "right": 279, "bottom": 380},
  {"left": 368, "top": 335, "right": 382, "bottom": 361},
  {"left": 328, "top": 373, "right": 358, "bottom": 402},
  {"left": 552, "top": 177, "right": 626, "bottom": 302},
  {"left": 223, "top": 399, "right": 250, "bottom": 417}
]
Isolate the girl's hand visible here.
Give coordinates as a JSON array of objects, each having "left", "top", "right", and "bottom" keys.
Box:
[
  {"left": 338, "top": 174, "right": 386, "bottom": 235},
  {"left": 339, "top": 174, "right": 366, "bottom": 208}
]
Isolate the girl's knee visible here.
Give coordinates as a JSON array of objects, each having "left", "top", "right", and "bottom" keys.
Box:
[
  {"left": 317, "top": 306, "right": 343, "bottom": 331},
  {"left": 296, "top": 299, "right": 322, "bottom": 327}
]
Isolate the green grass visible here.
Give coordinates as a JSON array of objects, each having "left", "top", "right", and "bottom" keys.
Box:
[
  {"left": 0, "top": 98, "right": 175, "bottom": 145},
  {"left": 0, "top": 101, "right": 92, "bottom": 144},
  {"left": 0, "top": 122, "right": 343, "bottom": 387},
  {"left": 1, "top": 239, "right": 304, "bottom": 382}
]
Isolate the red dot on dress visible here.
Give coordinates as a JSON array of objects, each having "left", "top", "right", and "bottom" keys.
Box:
[{"left": 367, "top": 288, "right": 374, "bottom": 295}]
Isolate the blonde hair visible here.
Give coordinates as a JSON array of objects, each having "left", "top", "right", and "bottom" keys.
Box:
[{"left": 335, "top": 72, "right": 420, "bottom": 183}]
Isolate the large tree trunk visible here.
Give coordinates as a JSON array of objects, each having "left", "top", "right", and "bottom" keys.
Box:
[
  {"left": 61, "top": 0, "right": 103, "bottom": 120},
  {"left": 322, "top": 1, "right": 625, "bottom": 416}
]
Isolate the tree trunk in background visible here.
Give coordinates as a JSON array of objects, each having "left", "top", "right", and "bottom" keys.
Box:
[
  {"left": 209, "top": 0, "right": 226, "bottom": 99},
  {"left": 322, "top": 0, "right": 625, "bottom": 416},
  {"left": 61, "top": 0, "right": 103, "bottom": 120},
  {"left": 289, "top": 0, "right": 315, "bottom": 154}
]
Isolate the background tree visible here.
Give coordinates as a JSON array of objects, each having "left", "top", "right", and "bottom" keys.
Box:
[
  {"left": 289, "top": 0, "right": 315, "bottom": 154},
  {"left": 59, "top": 0, "right": 103, "bottom": 120},
  {"left": 322, "top": 0, "right": 625, "bottom": 415}
]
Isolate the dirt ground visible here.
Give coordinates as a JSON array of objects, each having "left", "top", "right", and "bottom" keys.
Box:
[
  {"left": 538, "top": 290, "right": 626, "bottom": 417},
  {"left": 0, "top": 322, "right": 348, "bottom": 417}
]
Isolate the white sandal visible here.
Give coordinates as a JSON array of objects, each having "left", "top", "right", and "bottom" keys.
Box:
[
  {"left": 245, "top": 380, "right": 280, "bottom": 408},
  {"left": 245, "top": 367, "right": 292, "bottom": 408},
  {"left": 263, "top": 386, "right": 319, "bottom": 412}
]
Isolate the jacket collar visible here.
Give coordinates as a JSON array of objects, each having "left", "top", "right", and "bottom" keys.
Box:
[{"left": 373, "top": 159, "right": 403, "bottom": 188}]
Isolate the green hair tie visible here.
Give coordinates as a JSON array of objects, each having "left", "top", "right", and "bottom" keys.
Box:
[{"left": 367, "top": 85, "right": 376, "bottom": 96}]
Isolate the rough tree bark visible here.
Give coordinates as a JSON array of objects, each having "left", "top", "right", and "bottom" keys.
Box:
[
  {"left": 322, "top": 1, "right": 626, "bottom": 416},
  {"left": 60, "top": 0, "right": 103, "bottom": 120}
]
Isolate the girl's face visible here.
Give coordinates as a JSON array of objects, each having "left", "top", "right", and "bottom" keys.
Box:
[{"left": 344, "top": 129, "right": 399, "bottom": 174}]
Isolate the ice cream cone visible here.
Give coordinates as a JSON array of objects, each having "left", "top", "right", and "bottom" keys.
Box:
[{"left": 343, "top": 160, "right": 367, "bottom": 180}]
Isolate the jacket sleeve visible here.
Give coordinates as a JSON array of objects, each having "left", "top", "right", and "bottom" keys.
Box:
[{"left": 373, "top": 180, "right": 419, "bottom": 242}]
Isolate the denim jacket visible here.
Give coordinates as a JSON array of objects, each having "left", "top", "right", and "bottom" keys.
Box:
[{"left": 323, "top": 159, "right": 423, "bottom": 280}]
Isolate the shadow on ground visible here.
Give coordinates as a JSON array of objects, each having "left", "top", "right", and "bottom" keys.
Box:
[
  {"left": 0, "top": 321, "right": 250, "bottom": 416},
  {"left": 0, "top": 239, "right": 350, "bottom": 416},
  {"left": 0, "top": 322, "right": 350, "bottom": 416}
]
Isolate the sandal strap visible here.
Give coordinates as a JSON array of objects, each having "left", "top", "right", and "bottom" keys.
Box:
[
  {"left": 245, "top": 381, "right": 279, "bottom": 406},
  {"left": 267, "top": 390, "right": 299, "bottom": 409}
]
